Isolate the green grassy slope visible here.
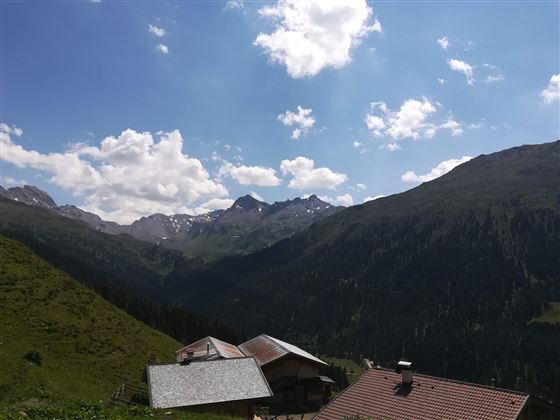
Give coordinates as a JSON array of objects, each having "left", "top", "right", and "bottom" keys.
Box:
[
  {"left": 0, "top": 235, "right": 180, "bottom": 404},
  {"left": 531, "top": 303, "right": 560, "bottom": 324}
]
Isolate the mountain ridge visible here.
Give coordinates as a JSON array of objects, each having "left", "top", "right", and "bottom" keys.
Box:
[{"left": 0, "top": 186, "right": 344, "bottom": 258}]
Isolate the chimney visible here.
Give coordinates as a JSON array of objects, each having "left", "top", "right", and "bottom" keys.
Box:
[
  {"left": 207, "top": 343, "right": 210, "bottom": 355},
  {"left": 396, "top": 361, "right": 414, "bottom": 386}
]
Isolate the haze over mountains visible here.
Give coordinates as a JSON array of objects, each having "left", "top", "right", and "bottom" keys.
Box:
[{"left": 0, "top": 185, "right": 342, "bottom": 258}]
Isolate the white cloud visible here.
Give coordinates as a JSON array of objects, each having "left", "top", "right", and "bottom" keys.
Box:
[
  {"left": 219, "top": 162, "right": 282, "bottom": 186},
  {"left": 249, "top": 191, "right": 265, "bottom": 201},
  {"left": 280, "top": 156, "right": 347, "bottom": 190},
  {"left": 254, "top": 0, "right": 381, "bottom": 78},
  {"left": 541, "top": 74, "right": 560, "bottom": 104},
  {"left": 438, "top": 119, "right": 464, "bottom": 136},
  {"left": 485, "top": 74, "right": 505, "bottom": 83},
  {"left": 149, "top": 24, "right": 167, "bottom": 37},
  {"left": 437, "top": 36, "right": 450, "bottom": 50},
  {"left": 365, "top": 99, "right": 462, "bottom": 143},
  {"left": 0, "top": 125, "right": 231, "bottom": 223},
  {"left": 224, "top": 0, "right": 244, "bottom": 11},
  {"left": 156, "top": 44, "right": 169, "bottom": 54},
  {"left": 356, "top": 183, "right": 366, "bottom": 190},
  {"left": 278, "top": 106, "right": 315, "bottom": 139},
  {"left": 319, "top": 193, "right": 353, "bottom": 206},
  {"left": 0, "top": 123, "right": 23, "bottom": 137},
  {"left": 352, "top": 140, "right": 362, "bottom": 148},
  {"left": 194, "top": 198, "right": 235, "bottom": 214},
  {"left": 437, "top": 78, "right": 447, "bottom": 85},
  {"left": 482, "top": 63, "right": 504, "bottom": 84},
  {"left": 401, "top": 156, "right": 473, "bottom": 183},
  {"left": 1, "top": 175, "right": 28, "bottom": 187},
  {"left": 447, "top": 59, "right": 474, "bottom": 85},
  {"left": 363, "top": 195, "right": 384, "bottom": 202},
  {"left": 380, "top": 142, "right": 401, "bottom": 152}
]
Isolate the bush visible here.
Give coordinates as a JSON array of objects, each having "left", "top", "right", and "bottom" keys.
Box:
[{"left": 24, "top": 350, "right": 42, "bottom": 366}]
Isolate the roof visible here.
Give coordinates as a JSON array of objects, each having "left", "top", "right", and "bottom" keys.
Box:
[
  {"left": 238, "top": 334, "right": 327, "bottom": 367},
  {"left": 175, "top": 336, "right": 245, "bottom": 361},
  {"left": 146, "top": 357, "right": 272, "bottom": 409},
  {"left": 315, "top": 367, "right": 530, "bottom": 420}
]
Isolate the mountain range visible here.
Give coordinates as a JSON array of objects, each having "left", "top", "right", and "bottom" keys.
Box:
[
  {"left": 0, "top": 186, "right": 342, "bottom": 259},
  {"left": 1, "top": 140, "right": 559, "bottom": 404}
]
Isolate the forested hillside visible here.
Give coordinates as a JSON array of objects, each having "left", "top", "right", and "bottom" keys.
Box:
[{"left": 168, "top": 141, "right": 560, "bottom": 402}]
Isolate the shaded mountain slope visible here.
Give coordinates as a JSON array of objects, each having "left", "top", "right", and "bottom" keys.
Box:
[{"left": 0, "top": 197, "right": 182, "bottom": 302}]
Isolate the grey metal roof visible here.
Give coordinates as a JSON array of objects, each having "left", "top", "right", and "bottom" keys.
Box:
[{"left": 146, "top": 357, "right": 272, "bottom": 409}]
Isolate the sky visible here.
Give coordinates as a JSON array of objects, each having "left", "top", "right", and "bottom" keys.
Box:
[{"left": 1, "top": 0, "right": 559, "bottom": 224}]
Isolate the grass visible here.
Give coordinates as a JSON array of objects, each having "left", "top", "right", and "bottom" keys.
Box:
[
  {"left": 322, "top": 357, "right": 366, "bottom": 384},
  {"left": 530, "top": 303, "right": 560, "bottom": 324},
  {"left": 0, "top": 235, "right": 181, "bottom": 405},
  {"left": 0, "top": 400, "right": 242, "bottom": 419}
]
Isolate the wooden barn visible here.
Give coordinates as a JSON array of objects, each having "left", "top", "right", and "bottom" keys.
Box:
[{"left": 238, "top": 334, "right": 333, "bottom": 410}]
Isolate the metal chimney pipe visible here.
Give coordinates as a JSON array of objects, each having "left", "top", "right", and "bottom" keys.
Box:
[{"left": 396, "top": 361, "right": 414, "bottom": 386}]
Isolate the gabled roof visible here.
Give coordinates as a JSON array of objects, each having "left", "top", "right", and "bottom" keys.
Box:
[
  {"left": 238, "top": 334, "right": 327, "bottom": 367},
  {"left": 146, "top": 357, "right": 272, "bottom": 409},
  {"left": 315, "top": 367, "right": 530, "bottom": 420},
  {"left": 175, "top": 336, "right": 245, "bottom": 361}
]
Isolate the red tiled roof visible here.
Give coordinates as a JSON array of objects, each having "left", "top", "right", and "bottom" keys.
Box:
[
  {"left": 239, "top": 334, "right": 327, "bottom": 367},
  {"left": 175, "top": 336, "right": 245, "bottom": 361},
  {"left": 315, "top": 367, "right": 529, "bottom": 420}
]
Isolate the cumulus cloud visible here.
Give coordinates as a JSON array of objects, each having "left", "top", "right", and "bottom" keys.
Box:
[
  {"left": 365, "top": 99, "right": 463, "bottom": 143},
  {"left": 254, "top": 0, "right": 381, "bottom": 78},
  {"left": 437, "top": 36, "right": 450, "bottom": 50},
  {"left": 541, "top": 74, "right": 560, "bottom": 104},
  {"left": 363, "top": 195, "right": 384, "bottom": 202},
  {"left": 156, "top": 44, "right": 169, "bottom": 54},
  {"left": 148, "top": 24, "right": 167, "bottom": 37},
  {"left": 219, "top": 162, "right": 282, "bottom": 186},
  {"left": 447, "top": 59, "right": 474, "bottom": 85},
  {"left": 319, "top": 193, "right": 353, "bottom": 206},
  {"left": 401, "top": 156, "right": 473, "bottom": 183},
  {"left": 280, "top": 156, "right": 347, "bottom": 189},
  {"left": 194, "top": 198, "right": 235, "bottom": 214},
  {"left": 0, "top": 125, "right": 230, "bottom": 223},
  {"left": 278, "top": 106, "right": 316, "bottom": 140}
]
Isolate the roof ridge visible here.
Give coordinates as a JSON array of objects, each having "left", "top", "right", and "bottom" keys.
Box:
[
  {"left": 262, "top": 334, "right": 289, "bottom": 353},
  {"left": 374, "top": 367, "right": 530, "bottom": 396}
]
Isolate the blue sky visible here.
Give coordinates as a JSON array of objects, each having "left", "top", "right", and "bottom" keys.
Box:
[{"left": 1, "top": 0, "right": 559, "bottom": 223}]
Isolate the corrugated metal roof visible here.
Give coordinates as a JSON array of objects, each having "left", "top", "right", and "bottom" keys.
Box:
[
  {"left": 315, "top": 367, "right": 530, "bottom": 420},
  {"left": 146, "top": 357, "right": 272, "bottom": 409},
  {"left": 238, "top": 334, "right": 327, "bottom": 367},
  {"left": 175, "top": 336, "right": 245, "bottom": 362}
]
